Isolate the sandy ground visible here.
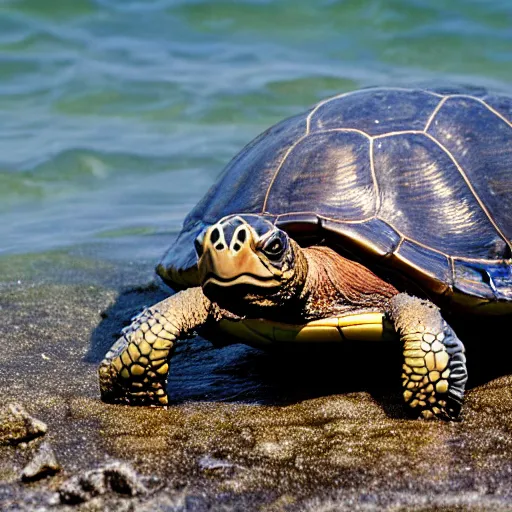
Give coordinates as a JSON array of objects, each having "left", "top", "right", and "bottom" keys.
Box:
[{"left": 2, "top": 249, "right": 512, "bottom": 511}]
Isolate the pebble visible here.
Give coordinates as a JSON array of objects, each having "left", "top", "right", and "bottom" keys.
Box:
[
  {"left": 58, "top": 461, "right": 154, "bottom": 504},
  {"left": 21, "top": 442, "right": 61, "bottom": 481},
  {"left": 0, "top": 404, "right": 47, "bottom": 445}
]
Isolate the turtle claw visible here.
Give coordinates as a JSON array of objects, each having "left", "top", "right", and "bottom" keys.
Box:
[
  {"left": 98, "top": 357, "right": 170, "bottom": 407},
  {"left": 418, "top": 394, "right": 462, "bottom": 421}
]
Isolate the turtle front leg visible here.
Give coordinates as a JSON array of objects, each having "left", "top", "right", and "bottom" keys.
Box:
[
  {"left": 99, "top": 287, "right": 213, "bottom": 406},
  {"left": 389, "top": 293, "right": 468, "bottom": 420}
]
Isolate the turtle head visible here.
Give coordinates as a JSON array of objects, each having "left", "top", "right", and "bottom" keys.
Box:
[{"left": 195, "top": 215, "right": 305, "bottom": 310}]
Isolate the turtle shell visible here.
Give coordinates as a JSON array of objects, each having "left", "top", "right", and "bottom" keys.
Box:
[{"left": 158, "top": 87, "right": 512, "bottom": 310}]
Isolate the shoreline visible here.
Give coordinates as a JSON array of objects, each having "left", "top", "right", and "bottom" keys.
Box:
[{"left": 1, "top": 249, "right": 512, "bottom": 510}]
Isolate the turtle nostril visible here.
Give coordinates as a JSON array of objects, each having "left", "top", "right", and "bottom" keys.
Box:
[
  {"left": 237, "top": 229, "right": 247, "bottom": 243},
  {"left": 233, "top": 243, "right": 241, "bottom": 252},
  {"left": 210, "top": 228, "right": 220, "bottom": 245},
  {"left": 215, "top": 243, "right": 225, "bottom": 250}
]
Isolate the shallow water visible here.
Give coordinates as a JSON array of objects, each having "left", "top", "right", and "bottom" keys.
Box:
[{"left": 0, "top": 0, "right": 511, "bottom": 264}]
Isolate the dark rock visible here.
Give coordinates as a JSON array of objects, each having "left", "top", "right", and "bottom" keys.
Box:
[
  {"left": 58, "top": 461, "right": 154, "bottom": 504},
  {"left": 0, "top": 404, "right": 47, "bottom": 446},
  {"left": 21, "top": 441, "right": 60, "bottom": 482}
]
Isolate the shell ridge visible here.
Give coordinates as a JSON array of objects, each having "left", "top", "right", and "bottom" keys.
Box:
[
  {"left": 312, "top": 127, "right": 373, "bottom": 138},
  {"left": 321, "top": 214, "right": 450, "bottom": 258},
  {"left": 277, "top": 212, "right": 374, "bottom": 225},
  {"left": 378, "top": 220, "right": 448, "bottom": 258},
  {"left": 306, "top": 91, "right": 354, "bottom": 134},
  {"left": 317, "top": 213, "right": 375, "bottom": 224},
  {"left": 373, "top": 129, "right": 424, "bottom": 139},
  {"left": 449, "top": 256, "right": 456, "bottom": 290},
  {"left": 441, "top": 95, "right": 512, "bottom": 129},
  {"left": 261, "top": 132, "right": 309, "bottom": 213},
  {"left": 369, "top": 137, "right": 381, "bottom": 214},
  {"left": 306, "top": 89, "right": 380, "bottom": 133},
  {"left": 301, "top": 212, "right": 456, "bottom": 258},
  {"left": 424, "top": 97, "right": 449, "bottom": 132},
  {"left": 393, "top": 237, "right": 405, "bottom": 255}
]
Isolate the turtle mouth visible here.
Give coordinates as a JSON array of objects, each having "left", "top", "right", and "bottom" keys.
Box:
[{"left": 202, "top": 272, "right": 281, "bottom": 288}]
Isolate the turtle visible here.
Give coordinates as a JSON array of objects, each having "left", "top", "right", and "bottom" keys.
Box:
[{"left": 99, "top": 86, "right": 512, "bottom": 420}]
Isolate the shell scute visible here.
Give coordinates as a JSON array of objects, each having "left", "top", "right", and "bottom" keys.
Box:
[
  {"left": 428, "top": 96, "right": 512, "bottom": 244},
  {"left": 454, "top": 260, "right": 512, "bottom": 301},
  {"left": 264, "top": 131, "right": 376, "bottom": 220},
  {"left": 275, "top": 213, "right": 320, "bottom": 240},
  {"left": 395, "top": 239, "right": 452, "bottom": 295},
  {"left": 309, "top": 88, "right": 440, "bottom": 136},
  {"left": 319, "top": 217, "right": 401, "bottom": 258},
  {"left": 482, "top": 93, "right": 512, "bottom": 123},
  {"left": 373, "top": 131, "right": 508, "bottom": 260}
]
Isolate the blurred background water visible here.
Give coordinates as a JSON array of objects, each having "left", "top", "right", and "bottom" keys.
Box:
[{"left": 0, "top": 0, "right": 511, "bottom": 267}]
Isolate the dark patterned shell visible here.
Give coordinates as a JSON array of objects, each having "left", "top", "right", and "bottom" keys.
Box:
[{"left": 160, "top": 87, "right": 512, "bottom": 306}]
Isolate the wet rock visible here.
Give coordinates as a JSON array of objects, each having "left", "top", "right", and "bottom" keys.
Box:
[
  {"left": 58, "top": 461, "right": 155, "bottom": 504},
  {"left": 0, "top": 403, "right": 47, "bottom": 446},
  {"left": 21, "top": 441, "right": 60, "bottom": 481}
]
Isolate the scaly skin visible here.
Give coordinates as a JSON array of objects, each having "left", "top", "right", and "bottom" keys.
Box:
[{"left": 99, "top": 287, "right": 213, "bottom": 405}]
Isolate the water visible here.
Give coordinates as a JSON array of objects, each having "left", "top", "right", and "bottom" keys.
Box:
[{"left": 1, "top": 0, "right": 511, "bottom": 265}]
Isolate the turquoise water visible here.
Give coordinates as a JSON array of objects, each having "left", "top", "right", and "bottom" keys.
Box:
[{"left": 1, "top": 0, "right": 511, "bottom": 261}]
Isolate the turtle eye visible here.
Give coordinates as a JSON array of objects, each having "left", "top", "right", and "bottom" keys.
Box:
[{"left": 262, "top": 236, "right": 285, "bottom": 260}]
